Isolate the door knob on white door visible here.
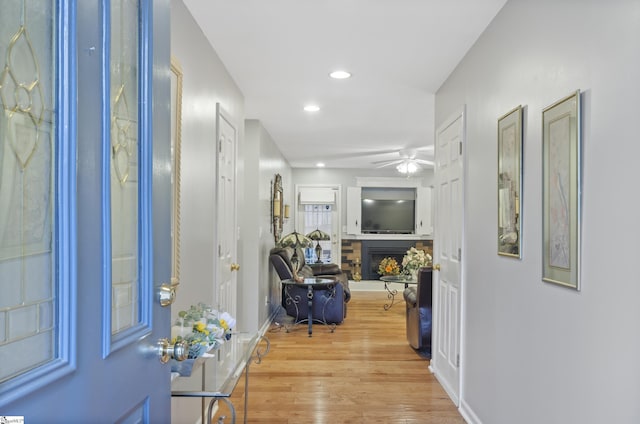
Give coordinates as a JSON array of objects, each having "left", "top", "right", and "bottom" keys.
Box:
[
  {"left": 433, "top": 263, "right": 441, "bottom": 271},
  {"left": 230, "top": 263, "right": 240, "bottom": 271},
  {"left": 157, "top": 338, "right": 189, "bottom": 363}
]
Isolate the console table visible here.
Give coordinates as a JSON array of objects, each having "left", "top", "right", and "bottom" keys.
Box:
[
  {"left": 171, "top": 333, "right": 270, "bottom": 423},
  {"left": 379, "top": 275, "right": 417, "bottom": 310},
  {"left": 281, "top": 278, "right": 337, "bottom": 336}
]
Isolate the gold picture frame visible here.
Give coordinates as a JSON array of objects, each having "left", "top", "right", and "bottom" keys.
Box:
[
  {"left": 542, "top": 91, "right": 581, "bottom": 290},
  {"left": 272, "top": 174, "right": 283, "bottom": 243},
  {"left": 170, "top": 57, "right": 183, "bottom": 287},
  {"left": 497, "top": 105, "right": 523, "bottom": 258}
]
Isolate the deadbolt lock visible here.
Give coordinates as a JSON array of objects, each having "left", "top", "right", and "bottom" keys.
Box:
[{"left": 159, "top": 278, "right": 179, "bottom": 307}]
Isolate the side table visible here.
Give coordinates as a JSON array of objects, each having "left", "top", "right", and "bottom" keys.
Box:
[
  {"left": 379, "top": 275, "right": 417, "bottom": 310},
  {"left": 281, "top": 278, "right": 337, "bottom": 336}
]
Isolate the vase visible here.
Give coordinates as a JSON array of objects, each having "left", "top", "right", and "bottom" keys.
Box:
[
  {"left": 409, "top": 269, "right": 418, "bottom": 281},
  {"left": 170, "top": 358, "right": 196, "bottom": 377}
]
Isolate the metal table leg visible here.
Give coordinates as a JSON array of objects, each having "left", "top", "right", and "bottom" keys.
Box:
[
  {"left": 307, "top": 285, "right": 314, "bottom": 336},
  {"left": 383, "top": 281, "right": 398, "bottom": 310}
]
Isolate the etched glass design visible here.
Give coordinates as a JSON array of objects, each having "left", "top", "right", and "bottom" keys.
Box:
[
  {"left": 110, "top": 0, "right": 139, "bottom": 335},
  {"left": 0, "top": 0, "right": 56, "bottom": 382}
]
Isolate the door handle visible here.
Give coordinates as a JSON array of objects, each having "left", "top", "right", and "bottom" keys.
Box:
[
  {"left": 159, "top": 277, "right": 179, "bottom": 307},
  {"left": 230, "top": 263, "right": 240, "bottom": 271},
  {"left": 157, "top": 338, "right": 189, "bottom": 363},
  {"left": 433, "top": 263, "right": 441, "bottom": 271}
]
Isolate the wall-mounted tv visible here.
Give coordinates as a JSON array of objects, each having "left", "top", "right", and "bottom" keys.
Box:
[{"left": 361, "top": 188, "right": 415, "bottom": 234}]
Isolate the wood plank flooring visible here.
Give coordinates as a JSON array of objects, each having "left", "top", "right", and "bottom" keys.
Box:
[{"left": 219, "top": 290, "right": 465, "bottom": 423}]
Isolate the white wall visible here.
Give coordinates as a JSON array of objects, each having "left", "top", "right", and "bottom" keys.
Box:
[
  {"left": 170, "top": 1, "right": 246, "bottom": 421},
  {"left": 171, "top": 0, "right": 245, "bottom": 313},
  {"left": 243, "top": 120, "right": 293, "bottom": 332},
  {"left": 435, "top": 1, "right": 640, "bottom": 423}
]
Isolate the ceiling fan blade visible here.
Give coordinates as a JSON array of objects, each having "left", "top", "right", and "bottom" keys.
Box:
[
  {"left": 371, "top": 158, "right": 403, "bottom": 165},
  {"left": 374, "top": 160, "right": 404, "bottom": 168},
  {"left": 316, "top": 148, "right": 402, "bottom": 161},
  {"left": 414, "top": 159, "right": 435, "bottom": 165}
]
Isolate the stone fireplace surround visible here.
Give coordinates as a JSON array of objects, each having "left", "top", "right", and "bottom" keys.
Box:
[{"left": 341, "top": 239, "right": 433, "bottom": 280}]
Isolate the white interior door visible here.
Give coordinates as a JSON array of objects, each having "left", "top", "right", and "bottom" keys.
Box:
[
  {"left": 432, "top": 108, "right": 465, "bottom": 405},
  {"left": 215, "top": 104, "right": 238, "bottom": 358}
]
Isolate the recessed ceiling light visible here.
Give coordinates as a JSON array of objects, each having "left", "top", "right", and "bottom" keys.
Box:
[
  {"left": 304, "top": 104, "right": 320, "bottom": 112},
  {"left": 329, "top": 70, "right": 352, "bottom": 79},
  {"left": 316, "top": 162, "right": 325, "bottom": 167}
]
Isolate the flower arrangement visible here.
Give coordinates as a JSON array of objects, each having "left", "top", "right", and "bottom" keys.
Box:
[
  {"left": 402, "top": 247, "right": 432, "bottom": 277},
  {"left": 171, "top": 303, "right": 236, "bottom": 359},
  {"left": 378, "top": 257, "right": 401, "bottom": 276}
]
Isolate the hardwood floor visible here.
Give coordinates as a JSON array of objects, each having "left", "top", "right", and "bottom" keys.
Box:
[{"left": 221, "top": 290, "right": 465, "bottom": 423}]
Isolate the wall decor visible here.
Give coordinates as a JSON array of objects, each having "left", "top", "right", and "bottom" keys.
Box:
[
  {"left": 542, "top": 90, "right": 581, "bottom": 290},
  {"left": 272, "top": 174, "right": 283, "bottom": 243},
  {"left": 170, "top": 57, "right": 183, "bottom": 290},
  {"left": 497, "top": 105, "right": 523, "bottom": 258}
]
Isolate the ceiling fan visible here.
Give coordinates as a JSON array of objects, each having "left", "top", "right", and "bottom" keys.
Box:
[{"left": 372, "top": 148, "right": 434, "bottom": 174}]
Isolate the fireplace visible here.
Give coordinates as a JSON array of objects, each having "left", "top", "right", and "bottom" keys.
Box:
[{"left": 361, "top": 240, "right": 417, "bottom": 280}]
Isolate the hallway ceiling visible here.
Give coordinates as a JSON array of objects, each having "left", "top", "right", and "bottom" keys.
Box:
[{"left": 182, "top": 0, "right": 507, "bottom": 170}]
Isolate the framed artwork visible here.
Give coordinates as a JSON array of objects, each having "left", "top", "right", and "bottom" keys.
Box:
[
  {"left": 497, "top": 105, "right": 523, "bottom": 258},
  {"left": 542, "top": 90, "right": 581, "bottom": 290}
]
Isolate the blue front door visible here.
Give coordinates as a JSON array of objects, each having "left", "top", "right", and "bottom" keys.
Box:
[{"left": 0, "top": 1, "right": 173, "bottom": 422}]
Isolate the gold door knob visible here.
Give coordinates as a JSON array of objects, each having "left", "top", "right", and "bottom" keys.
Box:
[
  {"left": 433, "top": 263, "right": 441, "bottom": 271},
  {"left": 230, "top": 263, "right": 240, "bottom": 271},
  {"left": 157, "top": 338, "right": 189, "bottom": 363}
]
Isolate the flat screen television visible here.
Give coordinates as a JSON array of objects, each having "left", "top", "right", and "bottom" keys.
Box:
[{"left": 361, "top": 188, "right": 415, "bottom": 234}]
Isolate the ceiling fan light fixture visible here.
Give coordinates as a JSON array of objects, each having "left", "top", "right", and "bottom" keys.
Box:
[
  {"left": 396, "top": 161, "right": 418, "bottom": 174},
  {"left": 329, "top": 70, "right": 352, "bottom": 79}
]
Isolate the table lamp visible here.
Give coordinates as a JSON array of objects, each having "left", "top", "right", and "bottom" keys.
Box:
[
  {"left": 306, "top": 229, "right": 330, "bottom": 264},
  {"left": 278, "top": 230, "right": 314, "bottom": 274}
]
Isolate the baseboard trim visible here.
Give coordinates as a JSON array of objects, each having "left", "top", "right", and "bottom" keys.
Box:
[
  {"left": 261, "top": 307, "right": 280, "bottom": 335},
  {"left": 459, "top": 398, "right": 482, "bottom": 424}
]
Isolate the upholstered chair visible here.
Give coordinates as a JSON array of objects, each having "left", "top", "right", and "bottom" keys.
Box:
[
  {"left": 403, "top": 267, "right": 433, "bottom": 354},
  {"left": 269, "top": 247, "right": 350, "bottom": 324}
]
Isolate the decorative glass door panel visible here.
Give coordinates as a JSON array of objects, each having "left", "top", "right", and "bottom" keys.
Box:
[
  {"left": 0, "top": 0, "right": 56, "bottom": 383},
  {"left": 2, "top": 0, "right": 172, "bottom": 419},
  {"left": 110, "top": 0, "right": 140, "bottom": 336}
]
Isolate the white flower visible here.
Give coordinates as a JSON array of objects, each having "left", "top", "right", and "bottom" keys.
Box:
[
  {"left": 207, "top": 324, "right": 225, "bottom": 339},
  {"left": 220, "top": 311, "right": 236, "bottom": 330},
  {"left": 402, "top": 247, "right": 432, "bottom": 274}
]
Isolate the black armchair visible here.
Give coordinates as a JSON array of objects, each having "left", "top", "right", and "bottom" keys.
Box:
[
  {"left": 403, "top": 267, "right": 432, "bottom": 354},
  {"left": 269, "top": 247, "right": 350, "bottom": 323}
]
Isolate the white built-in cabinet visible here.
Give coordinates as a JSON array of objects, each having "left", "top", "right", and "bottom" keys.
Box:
[
  {"left": 415, "top": 186, "right": 433, "bottom": 235},
  {"left": 346, "top": 187, "right": 362, "bottom": 234},
  {"left": 346, "top": 186, "right": 432, "bottom": 236}
]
